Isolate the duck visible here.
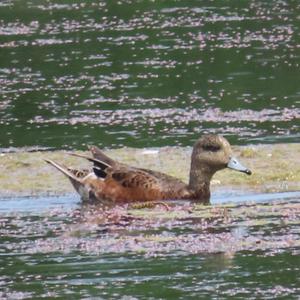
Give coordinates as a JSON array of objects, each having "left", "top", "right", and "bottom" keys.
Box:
[{"left": 45, "top": 134, "right": 251, "bottom": 205}]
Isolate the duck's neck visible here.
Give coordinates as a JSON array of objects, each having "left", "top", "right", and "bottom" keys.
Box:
[{"left": 188, "top": 164, "right": 216, "bottom": 203}]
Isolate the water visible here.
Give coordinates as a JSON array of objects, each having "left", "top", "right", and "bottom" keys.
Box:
[
  {"left": 1, "top": 0, "right": 299, "bottom": 150},
  {"left": 1, "top": 192, "right": 300, "bottom": 299},
  {"left": 1, "top": 1, "right": 300, "bottom": 298}
]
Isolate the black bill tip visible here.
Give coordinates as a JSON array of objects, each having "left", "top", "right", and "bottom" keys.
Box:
[
  {"left": 244, "top": 169, "right": 252, "bottom": 175},
  {"left": 227, "top": 157, "right": 252, "bottom": 176}
]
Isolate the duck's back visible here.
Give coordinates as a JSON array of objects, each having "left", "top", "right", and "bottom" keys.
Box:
[{"left": 90, "top": 165, "right": 192, "bottom": 203}]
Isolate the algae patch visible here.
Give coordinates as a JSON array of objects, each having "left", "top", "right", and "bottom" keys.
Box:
[{"left": 0, "top": 143, "right": 299, "bottom": 197}]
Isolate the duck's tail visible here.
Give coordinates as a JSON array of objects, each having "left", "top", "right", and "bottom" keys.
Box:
[
  {"left": 88, "top": 145, "right": 117, "bottom": 167},
  {"left": 44, "top": 159, "right": 85, "bottom": 194},
  {"left": 66, "top": 152, "right": 110, "bottom": 179}
]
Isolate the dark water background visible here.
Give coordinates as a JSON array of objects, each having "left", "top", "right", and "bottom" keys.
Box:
[{"left": 1, "top": 0, "right": 299, "bottom": 150}]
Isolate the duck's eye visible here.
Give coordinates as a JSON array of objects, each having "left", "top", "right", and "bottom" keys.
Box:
[{"left": 202, "top": 144, "right": 221, "bottom": 152}]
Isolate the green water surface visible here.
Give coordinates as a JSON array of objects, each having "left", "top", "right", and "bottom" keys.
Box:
[
  {"left": 1, "top": 1, "right": 300, "bottom": 298},
  {"left": 0, "top": 192, "right": 300, "bottom": 299},
  {"left": 0, "top": 0, "right": 299, "bottom": 150}
]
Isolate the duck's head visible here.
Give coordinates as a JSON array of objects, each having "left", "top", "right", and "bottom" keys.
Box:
[{"left": 190, "top": 135, "right": 251, "bottom": 186}]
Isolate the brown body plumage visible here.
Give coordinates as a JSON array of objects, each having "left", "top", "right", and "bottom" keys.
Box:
[{"left": 45, "top": 135, "right": 251, "bottom": 204}]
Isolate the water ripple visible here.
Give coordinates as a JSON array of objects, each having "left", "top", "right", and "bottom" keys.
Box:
[{"left": 0, "top": 0, "right": 299, "bottom": 149}]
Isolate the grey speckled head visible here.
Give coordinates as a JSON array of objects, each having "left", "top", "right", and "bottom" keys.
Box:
[{"left": 189, "top": 135, "right": 251, "bottom": 189}]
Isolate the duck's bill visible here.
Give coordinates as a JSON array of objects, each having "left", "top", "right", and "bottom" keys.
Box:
[{"left": 227, "top": 157, "right": 252, "bottom": 175}]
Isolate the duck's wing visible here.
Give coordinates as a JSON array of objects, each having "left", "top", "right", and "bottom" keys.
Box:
[
  {"left": 75, "top": 154, "right": 183, "bottom": 188},
  {"left": 108, "top": 168, "right": 161, "bottom": 189},
  {"left": 66, "top": 152, "right": 111, "bottom": 179},
  {"left": 63, "top": 153, "right": 189, "bottom": 201},
  {"left": 104, "top": 166, "right": 190, "bottom": 201},
  {"left": 89, "top": 145, "right": 117, "bottom": 167},
  {"left": 64, "top": 153, "right": 154, "bottom": 188},
  {"left": 87, "top": 146, "right": 188, "bottom": 188},
  {"left": 139, "top": 168, "right": 187, "bottom": 188},
  {"left": 91, "top": 157, "right": 188, "bottom": 197}
]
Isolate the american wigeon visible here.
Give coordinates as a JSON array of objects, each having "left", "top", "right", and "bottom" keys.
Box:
[{"left": 45, "top": 135, "right": 251, "bottom": 204}]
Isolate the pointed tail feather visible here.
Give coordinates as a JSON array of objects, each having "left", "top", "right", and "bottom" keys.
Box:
[
  {"left": 66, "top": 152, "right": 111, "bottom": 171},
  {"left": 44, "top": 159, "right": 85, "bottom": 194},
  {"left": 88, "top": 145, "right": 116, "bottom": 167}
]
